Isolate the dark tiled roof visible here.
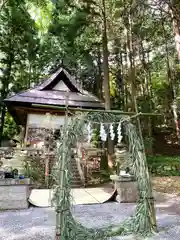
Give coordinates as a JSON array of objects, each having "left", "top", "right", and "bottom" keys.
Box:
[
  {"left": 4, "top": 68, "right": 104, "bottom": 109},
  {"left": 5, "top": 89, "right": 103, "bottom": 108}
]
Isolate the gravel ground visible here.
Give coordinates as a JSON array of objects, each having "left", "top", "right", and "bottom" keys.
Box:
[{"left": 0, "top": 203, "right": 180, "bottom": 240}]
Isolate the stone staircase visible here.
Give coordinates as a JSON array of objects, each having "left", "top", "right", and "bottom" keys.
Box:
[{"left": 70, "top": 156, "right": 84, "bottom": 188}]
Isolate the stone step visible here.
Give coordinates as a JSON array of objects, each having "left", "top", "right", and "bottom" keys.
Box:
[
  {"left": 69, "top": 159, "right": 83, "bottom": 188},
  {"left": 71, "top": 172, "right": 79, "bottom": 175},
  {"left": 72, "top": 179, "right": 81, "bottom": 184},
  {"left": 71, "top": 185, "right": 83, "bottom": 188},
  {"left": 71, "top": 183, "right": 83, "bottom": 188},
  {"left": 71, "top": 180, "right": 82, "bottom": 184},
  {"left": 71, "top": 176, "right": 82, "bottom": 181},
  {"left": 70, "top": 178, "right": 83, "bottom": 188},
  {"left": 71, "top": 163, "right": 80, "bottom": 167},
  {"left": 70, "top": 166, "right": 79, "bottom": 170},
  {"left": 70, "top": 168, "right": 79, "bottom": 172}
]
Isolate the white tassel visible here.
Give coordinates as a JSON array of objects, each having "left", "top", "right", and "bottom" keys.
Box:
[
  {"left": 87, "top": 122, "right": 92, "bottom": 143},
  {"left": 110, "top": 124, "right": 115, "bottom": 140},
  {"left": 100, "top": 123, "right": 107, "bottom": 142},
  {"left": 56, "top": 142, "right": 60, "bottom": 149},
  {"left": 117, "top": 122, "right": 123, "bottom": 143}
]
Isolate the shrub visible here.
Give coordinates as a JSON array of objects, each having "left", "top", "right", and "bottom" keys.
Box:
[
  {"left": 23, "top": 154, "right": 55, "bottom": 188},
  {"left": 147, "top": 155, "right": 180, "bottom": 176}
]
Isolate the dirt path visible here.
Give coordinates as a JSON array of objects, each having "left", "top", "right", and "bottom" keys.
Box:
[
  {"left": 152, "top": 176, "right": 180, "bottom": 196},
  {"left": 102, "top": 177, "right": 180, "bottom": 215}
]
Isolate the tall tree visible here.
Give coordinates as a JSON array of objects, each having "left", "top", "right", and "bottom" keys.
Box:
[
  {"left": 0, "top": 0, "right": 39, "bottom": 144},
  {"left": 101, "top": 0, "right": 111, "bottom": 110}
]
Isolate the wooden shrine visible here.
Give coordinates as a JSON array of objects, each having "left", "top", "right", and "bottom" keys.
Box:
[{"left": 4, "top": 67, "right": 104, "bottom": 147}]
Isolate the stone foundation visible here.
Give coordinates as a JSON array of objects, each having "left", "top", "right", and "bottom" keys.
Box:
[
  {"left": 110, "top": 175, "right": 139, "bottom": 203},
  {"left": 0, "top": 179, "right": 31, "bottom": 210},
  {"left": 116, "top": 180, "right": 139, "bottom": 203}
]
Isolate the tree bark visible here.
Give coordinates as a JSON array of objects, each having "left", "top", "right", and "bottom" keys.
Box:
[
  {"left": 101, "top": 0, "right": 113, "bottom": 168},
  {"left": 139, "top": 39, "right": 153, "bottom": 154},
  {"left": 0, "top": 105, "right": 6, "bottom": 146},
  {"left": 162, "top": 9, "right": 180, "bottom": 141},
  {"left": 126, "top": 14, "right": 136, "bottom": 112},
  {"left": 114, "top": 38, "right": 125, "bottom": 109},
  {"left": 102, "top": 0, "right": 111, "bottom": 110},
  {"left": 124, "top": 42, "right": 129, "bottom": 111},
  {"left": 95, "top": 44, "right": 103, "bottom": 99}
]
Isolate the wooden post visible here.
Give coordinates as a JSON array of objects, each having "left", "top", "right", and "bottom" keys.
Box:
[
  {"left": 55, "top": 93, "right": 69, "bottom": 240},
  {"left": 24, "top": 114, "right": 30, "bottom": 146}
]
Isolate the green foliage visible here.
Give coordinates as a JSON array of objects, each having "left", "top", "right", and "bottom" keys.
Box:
[
  {"left": 147, "top": 156, "right": 180, "bottom": 176},
  {"left": 91, "top": 127, "right": 100, "bottom": 147},
  {"left": 1, "top": 0, "right": 180, "bottom": 152},
  {"left": 23, "top": 154, "right": 54, "bottom": 188},
  {"left": 0, "top": 2, "right": 40, "bottom": 88},
  {"left": 3, "top": 112, "right": 19, "bottom": 139},
  {"left": 0, "top": 0, "right": 43, "bottom": 143},
  {"left": 144, "top": 136, "right": 154, "bottom": 151},
  {"left": 23, "top": 155, "right": 46, "bottom": 187},
  {"left": 100, "top": 153, "right": 109, "bottom": 175}
]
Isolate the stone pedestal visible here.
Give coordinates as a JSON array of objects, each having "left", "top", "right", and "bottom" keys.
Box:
[
  {"left": 110, "top": 175, "right": 139, "bottom": 203},
  {"left": 0, "top": 179, "right": 31, "bottom": 210}
]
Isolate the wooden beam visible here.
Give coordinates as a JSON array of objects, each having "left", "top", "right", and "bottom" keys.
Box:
[
  {"left": 14, "top": 106, "right": 66, "bottom": 115},
  {"left": 32, "top": 104, "right": 162, "bottom": 116}
]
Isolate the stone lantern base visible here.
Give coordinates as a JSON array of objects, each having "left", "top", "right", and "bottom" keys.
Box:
[{"left": 110, "top": 175, "right": 139, "bottom": 203}]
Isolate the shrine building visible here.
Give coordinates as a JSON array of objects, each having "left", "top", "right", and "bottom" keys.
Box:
[{"left": 4, "top": 67, "right": 104, "bottom": 147}]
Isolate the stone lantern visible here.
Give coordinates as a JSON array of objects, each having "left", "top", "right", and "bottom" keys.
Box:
[
  {"left": 114, "top": 145, "right": 129, "bottom": 175},
  {"left": 110, "top": 145, "right": 139, "bottom": 203}
]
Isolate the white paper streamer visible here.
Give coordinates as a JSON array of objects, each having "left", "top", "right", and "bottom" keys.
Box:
[
  {"left": 87, "top": 122, "right": 92, "bottom": 143},
  {"left": 110, "top": 124, "right": 115, "bottom": 140},
  {"left": 100, "top": 123, "right": 107, "bottom": 142},
  {"left": 117, "top": 121, "right": 123, "bottom": 143}
]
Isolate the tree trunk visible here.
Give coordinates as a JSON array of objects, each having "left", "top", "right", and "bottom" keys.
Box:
[
  {"left": 114, "top": 38, "right": 125, "bottom": 109},
  {"left": 162, "top": 10, "right": 180, "bottom": 141},
  {"left": 102, "top": 0, "right": 111, "bottom": 110},
  {"left": 126, "top": 14, "right": 136, "bottom": 112},
  {"left": 101, "top": 0, "right": 113, "bottom": 168},
  {"left": 28, "top": 63, "right": 32, "bottom": 88},
  {"left": 124, "top": 43, "right": 129, "bottom": 111},
  {"left": 95, "top": 45, "right": 103, "bottom": 99},
  {"left": 147, "top": 50, "right": 154, "bottom": 105},
  {"left": 139, "top": 39, "right": 153, "bottom": 155},
  {"left": 119, "top": 48, "right": 125, "bottom": 110},
  {"left": 0, "top": 105, "right": 6, "bottom": 147},
  {"left": 172, "top": 15, "right": 180, "bottom": 141}
]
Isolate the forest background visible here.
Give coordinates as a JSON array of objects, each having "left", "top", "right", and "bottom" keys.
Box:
[{"left": 1, "top": 0, "right": 180, "bottom": 176}]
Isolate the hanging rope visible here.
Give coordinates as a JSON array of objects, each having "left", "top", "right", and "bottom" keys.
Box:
[{"left": 68, "top": 110, "right": 142, "bottom": 125}]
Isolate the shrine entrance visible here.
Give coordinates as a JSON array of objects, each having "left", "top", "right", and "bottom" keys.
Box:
[{"left": 53, "top": 108, "right": 158, "bottom": 240}]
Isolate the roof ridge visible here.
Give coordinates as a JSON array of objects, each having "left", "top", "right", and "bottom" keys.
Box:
[{"left": 36, "top": 67, "right": 81, "bottom": 93}]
